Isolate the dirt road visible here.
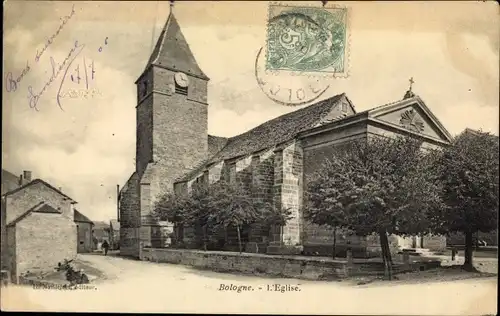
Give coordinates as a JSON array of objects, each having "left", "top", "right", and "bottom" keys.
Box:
[{"left": 2, "top": 253, "right": 497, "bottom": 315}]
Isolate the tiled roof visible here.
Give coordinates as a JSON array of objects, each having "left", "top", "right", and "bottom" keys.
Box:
[
  {"left": 209, "top": 93, "right": 345, "bottom": 163},
  {"left": 1, "top": 169, "right": 20, "bottom": 195},
  {"left": 175, "top": 93, "right": 345, "bottom": 182},
  {"left": 7, "top": 202, "right": 61, "bottom": 227},
  {"left": 208, "top": 135, "right": 228, "bottom": 158},
  {"left": 74, "top": 209, "right": 94, "bottom": 224},
  {"left": 141, "top": 13, "right": 209, "bottom": 80},
  {"left": 463, "top": 128, "right": 499, "bottom": 140},
  {"left": 2, "top": 169, "right": 18, "bottom": 184},
  {"left": 2, "top": 179, "right": 76, "bottom": 203}
]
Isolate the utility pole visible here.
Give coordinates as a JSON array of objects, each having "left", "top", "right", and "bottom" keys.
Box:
[{"left": 117, "top": 184, "right": 120, "bottom": 222}]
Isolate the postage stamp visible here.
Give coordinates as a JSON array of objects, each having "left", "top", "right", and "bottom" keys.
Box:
[{"left": 265, "top": 2, "right": 350, "bottom": 77}]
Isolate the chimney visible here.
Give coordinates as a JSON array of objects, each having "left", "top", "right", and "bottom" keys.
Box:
[{"left": 23, "top": 170, "right": 32, "bottom": 183}]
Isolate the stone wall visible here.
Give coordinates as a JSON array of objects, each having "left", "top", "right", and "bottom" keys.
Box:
[
  {"left": 141, "top": 248, "right": 350, "bottom": 280},
  {"left": 14, "top": 213, "right": 76, "bottom": 282},
  {"left": 276, "top": 142, "right": 303, "bottom": 246},
  {"left": 76, "top": 221, "right": 93, "bottom": 253},
  {"left": 422, "top": 234, "right": 447, "bottom": 251},
  {"left": 6, "top": 226, "right": 16, "bottom": 281},
  {"left": 119, "top": 172, "right": 140, "bottom": 257},
  {"left": 1, "top": 200, "right": 7, "bottom": 270},
  {"left": 140, "top": 248, "right": 440, "bottom": 279}
]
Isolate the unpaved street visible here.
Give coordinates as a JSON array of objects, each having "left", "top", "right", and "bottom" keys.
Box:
[{"left": 2, "top": 253, "right": 497, "bottom": 315}]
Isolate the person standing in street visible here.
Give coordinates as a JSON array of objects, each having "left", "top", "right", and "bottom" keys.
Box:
[{"left": 102, "top": 240, "right": 110, "bottom": 256}]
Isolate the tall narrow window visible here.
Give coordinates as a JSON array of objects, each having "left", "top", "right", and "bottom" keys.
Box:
[
  {"left": 341, "top": 102, "right": 348, "bottom": 113},
  {"left": 141, "top": 80, "right": 148, "bottom": 97}
]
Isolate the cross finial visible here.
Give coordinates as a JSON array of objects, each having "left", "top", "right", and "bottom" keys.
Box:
[
  {"left": 322, "top": 1, "right": 328, "bottom": 7},
  {"left": 170, "top": 0, "right": 175, "bottom": 11},
  {"left": 403, "top": 77, "right": 416, "bottom": 99}
]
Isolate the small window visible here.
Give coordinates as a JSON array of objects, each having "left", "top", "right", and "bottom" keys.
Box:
[
  {"left": 341, "top": 102, "right": 348, "bottom": 113},
  {"left": 142, "top": 81, "right": 148, "bottom": 97},
  {"left": 175, "top": 82, "right": 188, "bottom": 95}
]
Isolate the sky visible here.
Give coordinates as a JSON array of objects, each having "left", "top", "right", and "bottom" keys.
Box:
[{"left": 3, "top": 1, "right": 499, "bottom": 222}]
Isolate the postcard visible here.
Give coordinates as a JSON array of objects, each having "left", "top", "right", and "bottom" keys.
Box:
[{"left": 2, "top": 1, "right": 498, "bottom": 314}]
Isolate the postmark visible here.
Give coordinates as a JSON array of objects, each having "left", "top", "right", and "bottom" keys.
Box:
[
  {"left": 265, "top": 2, "right": 350, "bottom": 77},
  {"left": 255, "top": 46, "right": 330, "bottom": 106}
]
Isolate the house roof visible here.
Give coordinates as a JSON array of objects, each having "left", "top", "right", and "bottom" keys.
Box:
[
  {"left": 74, "top": 209, "right": 94, "bottom": 224},
  {"left": 175, "top": 93, "right": 346, "bottom": 183},
  {"left": 463, "top": 128, "right": 499, "bottom": 137},
  {"left": 7, "top": 202, "right": 62, "bottom": 227},
  {"left": 2, "top": 179, "right": 76, "bottom": 203},
  {"left": 208, "top": 94, "right": 345, "bottom": 164},
  {"left": 2, "top": 169, "right": 18, "bottom": 184},
  {"left": 138, "top": 12, "right": 209, "bottom": 81},
  {"left": 175, "top": 93, "right": 456, "bottom": 184},
  {"left": 93, "top": 221, "right": 110, "bottom": 230},
  {"left": 1, "top": 169, "right": 20, "bottom": 195},
  {"left": 110, "top": 219, "right": 120, "bottom": 231},
  {"left": 208, "top": 135, "right": 228, "bottom": 158}
]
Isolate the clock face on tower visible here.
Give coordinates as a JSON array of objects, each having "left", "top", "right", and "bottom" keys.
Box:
[{"left": 174, "top": 72, "right": 189, "bottom": 88}]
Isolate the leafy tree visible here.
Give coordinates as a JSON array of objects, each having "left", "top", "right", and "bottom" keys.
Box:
[
  {"left": 304, "top": 174, "right": 347, "bottom": 258},
  {"left": 152, "top": 191, "right": 192, "bottom": 245},
  {"left": 433, "top": 130, "right": 499, "bottom": 271},
  {"left": 185, "top": 185, "right": 215, "bottom": 251},
  {"left": 258, "top": 204, "right": 293, "bottom": 244},
  {"left": 207, "top": 182, "right": 264, "bottom": 253},
  {"left": 304, "top": 136, "right": 443, "bottom": 279}
]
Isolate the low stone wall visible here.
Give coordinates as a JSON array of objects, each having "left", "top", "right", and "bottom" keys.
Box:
[
  {"left": 141, "top": 248, "right": 350, "bottom": 279},
  {"left": 140, "top": 248, "right": 442, "bottom": 279}
]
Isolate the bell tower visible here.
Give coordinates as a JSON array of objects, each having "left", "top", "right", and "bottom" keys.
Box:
[{"left": 133, "top": 7, "right": 209, "bottom": 248}]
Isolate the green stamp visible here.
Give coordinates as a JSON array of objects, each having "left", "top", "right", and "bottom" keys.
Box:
[{"left": 266, "top": 4, "right": 348, "bottom": 75}]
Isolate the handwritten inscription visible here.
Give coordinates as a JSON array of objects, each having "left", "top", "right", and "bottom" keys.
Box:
[
  {"left": 27, "top": 40, "right": 85, "bottom": 111},
  {"left": 4, "top": 4, "right": 77, "bottom": 100},
  {"left": 35, "top": 5, "right": 76, "bottom": 63},
  {"left": 4, "top": 61, "right": 31, "bottom": 93},
  {"left": 70, "top": 58, "right": 96, "bottom": 89},
  {"left": 98, "top": 37, "right": 109, "bottom": 52},
  {"left": 59, "top": 88, "right": 102, "bottom": 99},
  {"left": 4, "top": 5, "right": 106, "bottom": 110}
]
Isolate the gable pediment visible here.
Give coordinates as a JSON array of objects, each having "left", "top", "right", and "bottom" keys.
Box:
[{"left": 368, "top": 97, "right": 452, "bottom": 143}]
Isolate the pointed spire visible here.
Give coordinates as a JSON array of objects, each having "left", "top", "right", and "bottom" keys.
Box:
[
  {"left": 403, "top": 77, "right": 416, "bottom": 99},
  {"left": 140, "top": 4, "right": 209, "bottom": 81}
]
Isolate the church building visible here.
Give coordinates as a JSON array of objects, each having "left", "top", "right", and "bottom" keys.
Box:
[{"left": 119, "top": 11, "right": 452, "bottom": 258}]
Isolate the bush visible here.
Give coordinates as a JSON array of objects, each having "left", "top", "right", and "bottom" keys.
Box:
[{"left": 56, "top": 259, "right": 90, "bottom": 285}]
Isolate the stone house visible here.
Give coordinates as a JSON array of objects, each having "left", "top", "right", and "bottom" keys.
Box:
[
  {"left": 74, "top": 209, "right": 94, "bottom": 253},
  {"left": 1, "top": 177, "right": 77, "bottom": 283},
  {"left": 110, "top": 219, "right": 120, "bottom": 250},
  {"left": 119, "top": 11, "right": 451, "bottom": 258},
  {"left": 1, "top": 169, "right": 26, "bottom": 269}
]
